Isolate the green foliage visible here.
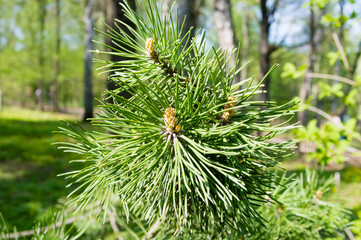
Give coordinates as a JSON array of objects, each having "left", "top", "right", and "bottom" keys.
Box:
[
  {"left": 281, "top": 63, "right": 307, "bottom": 80},
  {"left": 303, "top": 0, "right": 335, "bottom": 9},
  {"left": 250, "top": 170, "right": 350, "bottom": 240},
  {"left": 353, "top": 210, "right": 361, "bottom": 239},
  {"left": 316, "top": 0, "right": 358, "bottom": 27},
  {"left": 318, "top": 82, "right": 344, "bottom": 99},
  {"left": 327, "top": 51, "right": 341, "bottom": 66},
  {"left": 345, "top": 88, "right": 358, "bottom": 107},
  {"left": 58, "top": 0, "right": 298, "bottom": 235},
  {"left": 294, "top": 119, "right": 360, "bottom": 164},
  {"left": 144, "top": 170, "right": 352, "bottom": 239},
  {"left": 321, "top": 12, "right": 358, "bottom": 28}
]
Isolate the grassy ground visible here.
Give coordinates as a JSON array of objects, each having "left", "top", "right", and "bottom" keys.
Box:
[
  {"left": 0, "top": 107, "right": 88, "bottom": 231},
  {"left": 0, "top": 107, "right": 360, "bottom": 236}
]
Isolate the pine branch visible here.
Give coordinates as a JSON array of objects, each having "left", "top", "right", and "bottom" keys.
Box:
[{"left": 57, "top": 0, "right": 299, "bottom": 235}]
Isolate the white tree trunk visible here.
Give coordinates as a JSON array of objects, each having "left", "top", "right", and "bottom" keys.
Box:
[
  {"left": 240, "top": 12, "right": 250, "bottom": 82},
  {"left": 214, "top": 0, "right": 238, "bottom": 83}
]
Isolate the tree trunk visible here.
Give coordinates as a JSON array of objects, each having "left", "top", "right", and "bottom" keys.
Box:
[
  {"left": 259, "top": 0, "right": 271, "bottom": 102},
  {"left": 52, "top": 0, "right": 61, "bottom": 112},
  {"left": 162, "top": 0, "right": 171, "bottom": 19},
  {"left": 105, "top": 0, "right": 136, "bottom": 96},
  {"left": 298, "top": 1, "right": 316, "bottom": 125},
  {"left": 0, "top": 84, "right": 2, "bottom": 111},
  {"left": 240, "top": 11, "right": 250, "bottom": 82},
  {"left": 214, "top": 0, "right": 239, "bottom": 84},
  {"left": 83, "top": 0, "right": 94, "bottom": 121},
  {"left": 177, "top": 0, "right": 196, "bottom": 47},
  {"left": 36, "top": 0, "right": 47, "bottom": 111}
]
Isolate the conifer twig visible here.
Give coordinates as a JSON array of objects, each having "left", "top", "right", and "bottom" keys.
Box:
[{"left": 142, "top": 220, "right": 161, "bottom": 240}]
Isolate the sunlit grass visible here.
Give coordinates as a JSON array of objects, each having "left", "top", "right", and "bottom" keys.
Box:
[{"left": 0, "top": 106, "right": 79, "bottom": 121}]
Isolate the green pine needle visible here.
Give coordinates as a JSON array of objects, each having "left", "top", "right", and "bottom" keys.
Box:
[{"left": 58, "top": 0, "right": 299, "bottom": 234}]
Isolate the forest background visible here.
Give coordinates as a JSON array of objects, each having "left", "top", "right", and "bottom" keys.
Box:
[{"left": 1, "top": 0, "right": 361, "bottom": 238}]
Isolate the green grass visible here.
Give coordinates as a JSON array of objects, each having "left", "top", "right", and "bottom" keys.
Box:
[
  {"left": 0, "top": 107, "right": 89, "bottom": 231},
  {"left": 1, "top": 107, "right": 360, "bottom": 236}
]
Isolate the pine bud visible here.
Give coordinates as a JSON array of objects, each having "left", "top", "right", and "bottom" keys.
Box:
[
  {"left": 221, "top": 96, "right": 236, "bottom": 121},
  {"left": 221, "top": 111, "right": 230, "bottom": 121},
  {"left": 174, "top": 123, "right": 182, "bottom": 133},
  {"left": 145, "top": 38, "right": 158, "bottom": 60},
  {"left": 145, "top": 38, "right": 155, "bottom": 53},
  {"left": 226, "top": 96, "right": 236, "bottom": 110},
  {"left": 228, "top": 96, "right": 235, "bottom": 103},
  {"left": 164, "top": 107, "right": 181, "bottom": 133}
]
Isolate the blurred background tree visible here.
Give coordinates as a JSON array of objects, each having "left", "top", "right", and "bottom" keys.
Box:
[{"left": 1, "top": 0, "right": 360, "bottom": 120}]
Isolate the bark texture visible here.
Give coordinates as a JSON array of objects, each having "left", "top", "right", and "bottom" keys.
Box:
[
  {"left": 214, "top": 0, "right": 239, "bottom": 83},
  {"left": 52, "top": 0, "right": 61, "bottom": 112},
  {"left": 177, "top": 0, "right": 196, "bottom": 47},
  {"left": 259, "top": 0, "right": 279, "bottom": 101},
  {"left": 36, "top": 0, "right": 47, "bottom": 110},
  {"left": 105, "top": 0, "right": 136, "bottom": 98},
  {"left": 83, "top": 0, "right": 94, "bottom": 121},
  {"left": 240, "top": 11, "right": 250, "bottom": 82}
]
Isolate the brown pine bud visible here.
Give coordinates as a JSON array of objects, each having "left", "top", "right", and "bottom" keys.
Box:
[{"left": 221, "top": 111, "right": 230, "bottom": 121}]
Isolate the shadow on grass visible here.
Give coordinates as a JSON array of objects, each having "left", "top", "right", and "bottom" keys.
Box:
[{"left": 0, "top": 118, "right": 88, "bottom": 231}]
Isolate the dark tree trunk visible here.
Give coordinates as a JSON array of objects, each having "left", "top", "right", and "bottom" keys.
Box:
[
  {"left": 259, "top": 0, "right": 279, "bottom": 102},
  {"left": 259, "top": 0, "right": 271, "bottom": 102},
  {"left": 177, "top": 0, "right": 196, "bottom": 40},
  {"left": 163, "top": 0, "right": 197, "bottom": 46},
  {"left": 105, "top": 0, "right": 136, "bottom": 97},
  {"left": 36, "top": 0, "right": 47, "bottom": 111},
  {"left": 52, "top": 0, "right": 61, "bottom": 112},
  {"left": 214, "top": 0, "right": 239, "bottom": 84},
  {"left": 83, "top": 0, "right": 94, "bottom": 121}
]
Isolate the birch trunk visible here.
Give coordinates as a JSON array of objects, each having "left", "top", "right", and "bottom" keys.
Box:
[
  {"left": 214, "top": 0, "right": 239, "bottom": 83},
  {"left": 240, "top": 12, "right": 250, "bottom": 82}
]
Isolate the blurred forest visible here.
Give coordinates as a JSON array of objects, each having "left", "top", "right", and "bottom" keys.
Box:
[
  {"left": 1, "top": 0, "right": 360, "bottom": 121},
  {"left": 1, "top": 0, "right": 361, "bottom": 237}
]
